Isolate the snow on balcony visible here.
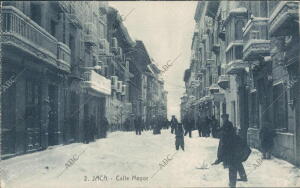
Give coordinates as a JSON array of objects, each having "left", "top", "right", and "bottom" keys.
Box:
[
  {"left": 82, "top": 70, "right": 111, "bottom": 96},
  {"left": 2, "top": 6, "right": 71, "bottom": 72}
]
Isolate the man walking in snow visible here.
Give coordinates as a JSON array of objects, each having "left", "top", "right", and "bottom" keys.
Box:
[
  {"left": 135, "top": 116, "right": 142, "bottom": 135},
  {"left": 259, "top": 123, "right": 276, "bottom": 159},
  {"left": 197, "top": 115, "right": 203, "bottom": 137},
  {"left": 202, "top": 116, "right": 211, "bottom": 137},
  {"left": 212, "top": 114, "right": 250, "bottom": 188},
  {"left": 175, "top": 123, "right": 184, "bottom": 151},
  {"left": 170, "top": 115, "right": 178, "bottom": 134},
  {"left": 184, "top": 116, "right": 193, "bottom": 138},
  {"left": 211, "top": 115, "right": 220, "bottom": 138}
]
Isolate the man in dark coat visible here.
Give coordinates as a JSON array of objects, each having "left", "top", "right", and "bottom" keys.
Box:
[
  {"left": 259, "top": 124, "right": 276, "bottom": 159},
  {"left": 184, "top": 116, "right": 193, "bottom": 138},
  {"left": 202, "top": 116, "right": 211, "bottom": 137},
  {"left": 84, "top": 117, "right": 90, "bottom": 144},
  {"left": 90, "top": 115, "right": 96, "bottom": 142},
  {"left": 170, "top": 115, "right": 178, "bottom": 134},
  {"left": 197, "top": 116, "right": 203, "bottom": 137},
  {"left": 102, "top": 116, "right": 109, "bottom": 138},
  {"left": 211, "top": 115, "right": 220, "bottom": 138},
  {"left": 212, "top": 114, "right": 248, "bottom": 188},
  {"left": 175, "top": 123, "right": 184, "bottom": 151},
  {"left": 135, "top": 116, "right": 142, "bottom": 135},
  {"left": 124, "top": 117, "right": 130, "bottom": 131}
]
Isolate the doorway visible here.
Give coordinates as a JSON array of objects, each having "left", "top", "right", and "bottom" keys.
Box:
[{"left": 48, "top": 84, "right": 58, "bottom": 146}]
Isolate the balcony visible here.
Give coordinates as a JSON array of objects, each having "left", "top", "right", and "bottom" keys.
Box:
[
  {"left": 57, "top": 42, "right": 71, "bottom": 72},
  {"left": 117, "top": 81, "right": 123, "bottom": 93},
  {"left": 2, "top": 6, "right": 70, "bottom": 72},
  {"left": 209, "top": 83, "right": 219, "bottom": 94},
  {"left": 226, "top": 60, "right": 247, "bottom": 75},
  {"left": 243, "top": 17, "right": 270, "bottom": 61},
  {"left": 116, "top": 47, "right": 123, "bottom": 61},
  {"left": 269, "top": 1, "right": 299, "bottom": 37},
  {"left": 84, "top": 23, "right": 98, "bottom": 46},
  {"left": 111, "top": 76, "right": 118, "bottom": 91},
  {"left": 121, "top": 84, "right": 126, "bottom": 96},
  {"left": 82, "top": 70, "right": 111, "bottom": 96},
  {"left": 99, "top": 39, "right": 110, "bottom": 56},
  {"left": 217, "top": 75, "right": 229, "bottom": 89}
]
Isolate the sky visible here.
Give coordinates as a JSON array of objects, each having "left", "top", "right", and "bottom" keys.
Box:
[{"left": 109, "top": 1, "right": 197, "bottom": 119}]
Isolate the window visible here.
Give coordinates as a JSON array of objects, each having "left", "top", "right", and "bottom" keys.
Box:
[
  {"left": 235, "top": 20, "right": 244, "bottom": 40},
  {"left": 273, "top": 83, "right": 288, "bottom": 130},
  {"left": 250, "top": 91, "right": 259, "bottom": 128},
  {"left": 260, "top": 1, "right": 268, "bottom": 17},
  {"left": 30, "top": 4, "right": 41, "bottom": 26},
  {"left": 50, "top": 20, "right": 57, "bottom": 37},
  {"left": 231, "top": 101, "right": 236, "bottom": 126},
  {"left": 268, "top": 1, "right": 280, "bottom": 17},
  {"left": 222, "top": 102, "right": 226, "bottom": 114},
  {"left": 235, "top": 46, "right": 243, "bottom": 60},
  {"left": 69, "top": 35, "right": 75, "bottom": 58}
]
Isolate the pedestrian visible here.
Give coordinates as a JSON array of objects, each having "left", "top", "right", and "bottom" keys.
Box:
[
  {"left": 84, "top": 117, "right": 90, "bottom": 144},
  {"left": 259, "top": 123, "right": 276, "bottom": 159},
  {"left": 165, "top": 118, "right": 170, "bottom": 129},
  {"left": 175, "top": 123, "right": 184, "bottom": 151},
  {"left": 102, "top": 116, "right": 109, "bottom": 138},
  {"left": 197, "top": 116, "right": 203, "bottom": 137},
  {"left": 184, "top": 116, "right": 192, "bottom": 138},
  {"left": 170, "top": 115, "right": 178, "bottom": 134},
  {"left": 90, "top": 115, "right": 96, "bottom": 142},
  {"left": 212, "top": 114, "right": 251, "bottom": 188},
  {"left": 203, "top": 116, "right": 211, "bottom": 137},
  {"left": 211, "top": 115, "right": 220, "bottom": 138},
  {"left": 124, "top": 117, "right": 130, "bottom": 131},
  {"left": 135, "top": 116, "right": 142, "bottom": 135}
]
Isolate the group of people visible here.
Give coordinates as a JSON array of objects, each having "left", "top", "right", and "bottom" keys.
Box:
[
  {"left": 169, "top": 113, "right": 278, "bottom": 188},
  {"left": 179, "top": 115, "right": 220, "bottom": 138},
  {"left": 197, "top": 115, "right": 220, "bottom": 138},
  {"left": 123, "top": 115, "right": 170, "bottom": 136}
]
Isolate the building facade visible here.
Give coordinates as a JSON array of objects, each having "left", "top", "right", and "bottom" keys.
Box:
[
  {"left": 183, "top": 1, "right": 300, "bottom": 165},
  {"left": 0, "top": 1, "right": 167, "bottom": 160}
]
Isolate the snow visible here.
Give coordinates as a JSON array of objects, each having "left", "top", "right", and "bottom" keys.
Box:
[{"left": 0, "top": 130, "right": 300, "bottom": 188}]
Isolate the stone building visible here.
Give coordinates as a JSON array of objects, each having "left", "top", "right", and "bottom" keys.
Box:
[
  {"left": 183, "top": 1, "right": 300, "bottom": 165},
  {"left": 106, "top": 7, "right": 135, "bottom": 130},
  {"left": 1, "top": 1, "right": 113, "bottom": 159},
  {"left": 0, "top": 1, "right": 165, "bottom": 159},
  {"left": 146, "top": 63, "right": 167, "bottom": 129},
  {"left": 127, "top": 40, "right": 152, "bottom": 129}
]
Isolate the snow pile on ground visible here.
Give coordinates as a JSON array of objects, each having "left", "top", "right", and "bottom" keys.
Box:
[{"left": 0, "top": 130, "right": 299, "bottom": 188}]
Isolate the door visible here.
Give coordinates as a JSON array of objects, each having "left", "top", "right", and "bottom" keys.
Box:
[
  {"left": 69, "top": 91, "right": 79, "bottom": 142},
  {"left": 1, "top": 71, "right": 16, "bottom": 156},
  {"left": 25, "top": 79, "right": 42, "bottom": 152},
  {"left": 48, "top": 84, "right": 58, "bottom": 146}
]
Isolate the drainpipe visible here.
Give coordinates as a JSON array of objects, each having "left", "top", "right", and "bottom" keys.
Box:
[
  {"left": 0, "top": 1, "right": 3, "bottom": 161},
  {"left": 296, "top": 5, "right": 300, "bottom": 166}
]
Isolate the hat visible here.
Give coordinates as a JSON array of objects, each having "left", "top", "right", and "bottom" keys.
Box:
[{"left": 221, "top": 114, "right": 229, "bottom": 118}]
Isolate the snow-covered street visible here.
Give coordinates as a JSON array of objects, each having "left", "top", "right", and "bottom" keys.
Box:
[{"left": 1, "top": 130, "right": 300, "bottom": 188}]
